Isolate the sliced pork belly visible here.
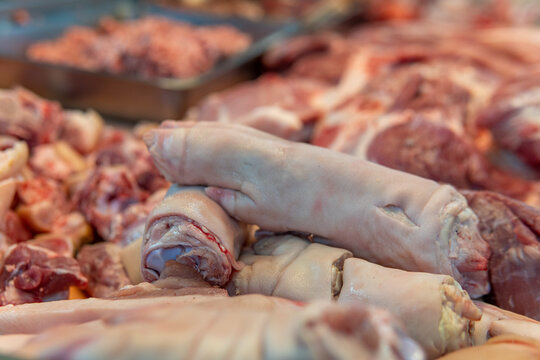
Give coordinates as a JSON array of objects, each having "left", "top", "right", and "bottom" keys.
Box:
[
  {"left": 231, "top": 235, "right": 480, "bottom": 358},
  {"left": 190, "top": 74, "right": 327, "bottom": 141},
  {"left": 142, "top": 185, "right": 247, "bottom": 286},
  {"left": 0, "top": 243, "right": 87, "bottom": 305},
  {"left": 77, "top": 243, "right": 131, "bottom": 298},
  {"left": 462, "top": 190, "right": 540, "bottom": 320},
  {"left": 145, "top": 122, "right": 490, "bottom": 296},
  {"left": 0, "top": 87, "right": 63, "bottom": 146},
  {"left": 6, "top": 295, "right": 424, "bottom": 360}
]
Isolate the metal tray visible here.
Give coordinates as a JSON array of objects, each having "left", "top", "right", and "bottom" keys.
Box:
[{"left": 0, "top": 0, "right": 300, "bottom": 121}]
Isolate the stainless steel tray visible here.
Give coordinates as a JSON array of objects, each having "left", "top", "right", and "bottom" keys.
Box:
[{"left": 0, "top": 0, "right": 300, "bottom": 121}]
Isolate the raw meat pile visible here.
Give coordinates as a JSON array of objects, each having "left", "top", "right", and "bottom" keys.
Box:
[
  {"left": 26, "top": 16, "right": 252, "bottom": 79},
  {"left": 0, "top": 87, "right": 169, "bottom": 304},
  {"left": 1, "top": 2, "right": 540, "bottom": 359}
]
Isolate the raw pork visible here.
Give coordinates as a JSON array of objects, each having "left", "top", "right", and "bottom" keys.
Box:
[
  {"left": 4, "top": 295, "right": 424, "bottom": 360},
  {"left": 190, "top": 74, "right": 327, "bottom": 141},
  {"left": 0, "top": 88, "right": 63, "bottom": 146},
  {"left": 0, "top": 243, "right": 87, "bottom": 305},
  {"left": 462, "top": 190, "right": 540, "bottom": 320},
  {"left": 231, "top": 235, "right": 481, "bottom": 358},
  {"left": 77, "top": 243, "right": 131, "bottom": 298},
  {"left": 142, "top": 185, "right": 247, "bottom": 286},
  {"left": 145, "top": 122, "right": 490, "bottom": 297}
]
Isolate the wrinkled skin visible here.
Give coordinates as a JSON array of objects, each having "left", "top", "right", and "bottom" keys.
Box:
[{"left": 145, "top": 121, "right": 490, "bottom": 297}]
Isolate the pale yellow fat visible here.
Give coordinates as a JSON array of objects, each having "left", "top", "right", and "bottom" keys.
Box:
[
  {"left": 121, "top": 237, "right": 144, "bottom": 284},
  {"left": 438, "top": 280, "right": 474, "bottom": 353}
]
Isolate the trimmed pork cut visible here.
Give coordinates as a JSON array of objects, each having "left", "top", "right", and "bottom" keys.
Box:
[
  {"left": 94, "top": 133, "right": 168, "bottom": 193},
  {"left": 462, "top": 190, "right": 540, "bottom": 320},
  {"left": 16, "top": 177, "right": 71, "bottom": 233},
  {"left": 74, "top": 165, "right": 147, "bottom": 242},
  {"left": 59, "top": 109, "right": 104, "bottom": 155},
  {"left": 77, "top": 243, "right": 131, "bottom": 298},
  {"left": 142, "top": 185, "right": 247, "bottom": 286},
  {"left": 0, "top": 88, "right": 63, "bottom": 146},
  {"left": 0, "top": 243, "right": 87, "bottom": 305}
]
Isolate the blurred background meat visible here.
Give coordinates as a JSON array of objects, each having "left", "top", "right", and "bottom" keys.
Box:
[
  {"left": 27, "top": 16, "right": 252, "bottom": 79},
  {"left": 463, "top": 191, "right": 540, "bottom": 320},
  {"left": 0, "top": 1, "right": 540, "bottom": 357}
]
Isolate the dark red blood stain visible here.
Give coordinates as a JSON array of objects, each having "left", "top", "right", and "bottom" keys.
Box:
[{"left": 190, "top": 221, "right": 230, "bottom": 257}]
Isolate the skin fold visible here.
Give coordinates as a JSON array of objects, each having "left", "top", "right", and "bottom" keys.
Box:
[
  {"left": 144, "top": 121, "right": 490, "bottom": 297},
  {"left": 231, "top": 235, "right": 481, "bottom": 358}
]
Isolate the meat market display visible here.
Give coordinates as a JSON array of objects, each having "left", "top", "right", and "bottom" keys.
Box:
[
  {"left": 1, "top": 0, "right": 540, "bottom": 359},
  {"left": 27, "top": 16, "right": 252, "bottom": 79}
]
